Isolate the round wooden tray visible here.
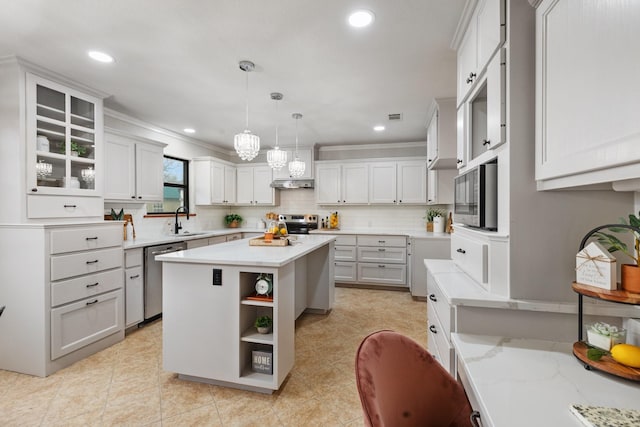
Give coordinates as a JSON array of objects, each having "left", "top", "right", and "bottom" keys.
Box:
[{"left": 573, "top": 341, "right": 640, "bottom": 381}]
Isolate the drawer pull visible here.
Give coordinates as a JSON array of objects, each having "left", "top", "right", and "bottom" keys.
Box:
[
  {"left": 429, "top": 294, "right": 437, "bottom": 302},
  {"left": 378, "top": 240, "right": 385, "bottom": 244},
  {"left": 429, "top": 325, "right": 437, "bottom": 334},
  {"left": 378, "top": 264, "right": 386, "bottom": 268},
  {"left": 86, "top": 259, "right": 99, "bottom": 265},
  {"left": 378, "top": 248, "right": 386, "bottom": 252},
  {"left": 63, "top": 204, "right": 77, "bottom": 208},
  {"left": 86, "top": 299, "right": 99, "bottom": 305},
  {"left": 85, "top": 236, "right": 98, "bottom": 241},
  {"left": 470, "top": 411, "right": 482, "bottom": 427},
  {"left": 86, "top": 282, "right": 99, "bottom": 288},
  {"left": 129, "top": 274, "right": 140, "bottom": 279},
  {"left": 456, "top": 248, "right": 466, "bottom": 254}
]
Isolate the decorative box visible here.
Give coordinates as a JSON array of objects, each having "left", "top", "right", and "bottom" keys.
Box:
[
  {"left": 586, "top": 322, "right": 626, "bottom": 351},
  {"left": 576, "top": 242, "right": 617, "bottom": 290},
  {"left": 252, "top": 350, "right": 273, "bottom": 375}
]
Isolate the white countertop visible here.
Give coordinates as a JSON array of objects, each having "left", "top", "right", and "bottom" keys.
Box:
[
  {"left": 311, "top": 228, "right": 451, "bottom": 239},
  {"left": 122, "top": 228, "right": 265, "bottom": 249},
  {"left": 452, "top": 333, "right": 640, "bottom": 427},
  {"left": 156, "top": 234, "right": 335, "bottom": 267}
]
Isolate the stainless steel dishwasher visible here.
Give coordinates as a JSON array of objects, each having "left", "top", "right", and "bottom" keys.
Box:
[{"left": 144, "top": 241, "right": 187, "bottom": 321}]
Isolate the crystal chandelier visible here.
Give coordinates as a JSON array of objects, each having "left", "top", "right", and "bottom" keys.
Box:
[
  {"left": 288, "top": 113, "right": 305, "bottom": 178},
  {"left": 234, "top": 60, "right": 260, "bottom": 161},
  {"left": 267, "top": 92, "right": 287, "bottom": 170}
]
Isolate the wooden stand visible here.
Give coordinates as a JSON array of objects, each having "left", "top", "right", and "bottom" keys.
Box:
[{"left": 249, "top": 237, "right": 289, "bottom": 247}]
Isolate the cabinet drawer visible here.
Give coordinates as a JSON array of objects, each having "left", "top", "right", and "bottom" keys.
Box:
[
  {"left": 27, "top": 195, "right": 103, "bottom": 219},
  {"left": 51, "top": 268, "right": 123, "bottom": 307},
  {"left": 124, "top": 248, "right": 143, "bottom": 268},
  {"left": 208, "top": 236, "right": 227, "bottom": 245},
  {"left": 335, "top": 235, "right": 357, "bottom": 246},
  {"left": 335, "top": 261, "right": 357, "bottom": 282},
  {"left": 358, "top": 246, "right": 407, "bottom": 264},
  {"left": 51, "top": 247, "right": 123, "bottom": 281},
  {"left": 357, "top": 263, "right": 406, "bottom": 286},
  {"left": 51, "top": 289, "right": 124, "bottom": 360},
  {"left": 357, "top": 235, "right": 406, "bottom": 247},
  {"left": 427, "top": 305, "right": 455, "bottom": 375},
  {"left": 335, "top": 245, "right": 357, "bottom": 262},
  {"left": 226, "top": 233, "right": 242, "bottom": 241},
  {"left": 51, "top": 227, "right": 122, "bottom": 254},
  {"left": 427, "top": 270, "right": 454, "bottom": 337},
  {"left": 451, "top": 233, "right": 488, "bottom": 284}
]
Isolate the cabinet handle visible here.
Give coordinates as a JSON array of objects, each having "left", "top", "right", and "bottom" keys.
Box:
[
  {"left": 131, "top": 196, "right": 136, "bottom": 199},
  {"left": 63, "top": 204, "right": 77, "bottom": 208},
  {"left": 378, "top": 264, "right": 386, "bottom": 268},
  {"left": 129, "top": 274, "right": 140, "bottom": 279},
  {"left": 85, "top": 237, "right": 98, "bottom": 241},
  {"left": 466, "top": 72, "right": 476, "bottom": 84},
  {"left": 428, "top": 158, "right": 432, "bottom": 162},
  {"left": 378, "top": 240, "right": 385, "bottom": 244},
  {"left": 86, "top": 259, "right": 99, "bottom": 264},
  {"left": 457, "top": 159, "right": 463, "bottom": 164},
  {"left": 86, "top": 299, "right": 99, "bottom": 305},
  {"left": 429, "top": 294, "right": 437, "bottom": 302},
  {"left": 428, "top": 199, "right": 433, "bottom": 202},
  {"left": 343, "top": 200, "right": 346, "bottom": 203},
  {"left": 482, "top": 139, "right": 491, "bottom": 146},
  {"left": 429, "top": 325, "right": 437, "bottom": 334},
  {"left": 456, "top": 248, "right": 466, "bottom": 254},
  {"left": 378, "top": 248, "right": 386, "bottom": 252},
  {"left": 31, "top": 188, "right": 38, "bottom": 192},
  {"left": 86, "top": 282, "right": 99, "bottom": 288},
  {"left": 470, "top": 411, "right": 482, "bottom": 427}
]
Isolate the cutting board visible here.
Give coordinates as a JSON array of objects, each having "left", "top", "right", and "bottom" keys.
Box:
[{"left": 249, "top": 237, "right": 289, "bottom": 246}]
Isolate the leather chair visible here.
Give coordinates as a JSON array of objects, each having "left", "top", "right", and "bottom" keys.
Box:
[{"left": 355, "top": 330, "right": 474, "bottom": 427}]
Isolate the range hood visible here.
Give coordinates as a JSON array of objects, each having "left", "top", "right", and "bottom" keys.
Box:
[{"left": 270, "top": 179, "right": 315, "bottom": 189}]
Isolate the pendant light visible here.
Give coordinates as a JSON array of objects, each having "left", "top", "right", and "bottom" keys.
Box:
[
  {"left": 234, "top": 60, "right": 260, "bottom": 161},
  {"left": 288, "top": 113, "right": 305, "bottom": 178},
  {"left": 266, "top": 92, "right": 287, "bottom": 170}
]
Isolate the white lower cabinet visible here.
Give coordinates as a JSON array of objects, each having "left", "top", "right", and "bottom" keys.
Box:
[
  {"left": 334, "top": 261, "right": 357, "bottom": 282},
  {"left": 124, "top": 248, "right": 143, "bottom": 327},
  {"left": 426, "top": 268, "right": 456, "bottom": 375},
  {"left": 408, "top": 237, "right": 451, "bottom": 297},
  {"left": 357, "top": 263, "right": 406, "bottom": 286}
]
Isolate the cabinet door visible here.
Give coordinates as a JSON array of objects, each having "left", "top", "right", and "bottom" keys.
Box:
[
  {"left": 342, "top": 163, "right": 369, "bottom": 204},
  {"left": 252, "top": 166, "right": 274, "bottom": 204},
  {"left": 335, "top": 262, "right": 357, "bottom": 282},
  {"left": 210, "top": 162, "right": 225, "bottom": 204},
  {"left": 486, "top": 49, "right": 506, "bottom": 150},
  {"left": 428, "top": 169, "right": 456, "bottom": 205},
  {"left": 224, "top": 165, "right": 236, "bottom": 204},
  {"left": 426, "top": 110, "right": 438, "bottom": 167},
  {"left": 134, "top": 142, "right": 164, "bottom": 201},
  {"left": 397, "top": 161, "right": 426, "bottom": 204},
  {"left": 476, "top": 0, "right": 505, "bottom": 73},
  {"left": 194, "top": 159, "right": 212, "bottom": 205},
  {"left": 125, "top": 266, "right": 143, "bottom": 327},
  {"left": 369, "top": 162, "right": 397, "bottom": 204},
  {"left": 315, "top": 164, "right": 341, "bottom": 204},
  {"left": 456, "top": 105, "right": 467, "bottom": 169},
  {"left": 235, "top": 167, "right": 254, "bottom": 204},
  {"left": 456, "top": 17, "right": 478, "bottom": 105},
  {"left": 104, "top": 136, "right": 136, "bottom": 201}
]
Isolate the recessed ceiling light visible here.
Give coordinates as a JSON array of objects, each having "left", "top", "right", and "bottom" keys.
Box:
[
  {"left": 88, "top": 50, "right": 114, "bottom": 63},
  {"left": 348, "top": 10, "right": 375, "bottom": 28},
  {"left": 374, "top": 125, "right": 385, "bottom": 132},
  {"left": 183, "top": 128, "right": 196, "bottom": 134}
]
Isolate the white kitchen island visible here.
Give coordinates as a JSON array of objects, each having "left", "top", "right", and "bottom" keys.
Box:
[{"left": 156, "top": 235, "right": 335, "bottom": 393}]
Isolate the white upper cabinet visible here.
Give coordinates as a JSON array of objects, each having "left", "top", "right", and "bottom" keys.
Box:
[
  {"left": 426, "top": 98, "right": 457, "bottom": 170},
  {"left": 26, "top": 73, "right": 103, "bottom": 197},
  {"left": 428, "top": 169, "right": 456, "bottom": 205},
  {"left": 535, "top": 0, "right": 640, "bottom": 189},
  {"left": 104, "top": 132, "right": 165, "bottom": 202},
  {"left": 342, "top": 163, "right": 369, "bottom": 204},
  {"left": 369, "top": 161, "right": 427, "bottom": 205},
  {"left": 236, "top": 165, "right": 277, "bottom": 205},
  {"left": 193, "top": 157, "right": 236, "bottom": 205},
  {"left": 272, "top": 148, "right": 314, "bottom": 180},
  {"left": 457, "top": 17, "right": 478, "bottom": 104},
  {"left": 315, "top": 164, "right": 341, "bottom": 204},
  {"left": 369, "top": 162, "right": 397, "bottom": 204},
  {"left": 315, "top": 163, "right": 368, "bottom": 205}
]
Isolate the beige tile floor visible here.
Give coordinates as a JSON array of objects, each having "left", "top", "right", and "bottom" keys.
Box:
[{"left": 0, "top": 287, "right": 427, "bottom": 426}]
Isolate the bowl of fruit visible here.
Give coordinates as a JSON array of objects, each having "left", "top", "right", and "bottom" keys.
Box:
[{"left": 267, "top": 221, "right": 288, "bottom": 238}]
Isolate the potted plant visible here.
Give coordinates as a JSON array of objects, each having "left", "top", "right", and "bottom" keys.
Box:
[
  {"left": 594, "top": 211, "right": 640, "bottom": 293},
  {"left": 424, "top": 207, "right": 446, "bottom": 232},
  {"left": 224, "top": 213, "right": 243, "bottom": 228},
  {"left": 254, "top": 315, "right": 272, "bottom": 334},
  {"left": 70, "top": 141, "right": 87, "bottom": 157}
]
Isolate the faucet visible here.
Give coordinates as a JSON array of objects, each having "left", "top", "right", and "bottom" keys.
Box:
[{"left": 174, "top": 206, "right": 189, "bottom": 234}]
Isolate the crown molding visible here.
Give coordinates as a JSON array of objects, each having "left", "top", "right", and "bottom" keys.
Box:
[
  {"left": 317, "top": 141, "right": 426, "bottom": 152},
  {"left": 451, "top": 0, "right": 478, "bottom": 50}
]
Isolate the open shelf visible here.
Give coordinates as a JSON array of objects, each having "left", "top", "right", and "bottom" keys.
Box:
[
  {"left": 241, "top": 328, "right": 273, "bottom": 344},
  {"left": 573, "top": 341, "right": 640, "bottom": 381},
  {"left": 241, "top": 299, "right": 274, "bottom": 307},
  {"left": 572, "top": 282, "right": 640, "bottom": 305}
]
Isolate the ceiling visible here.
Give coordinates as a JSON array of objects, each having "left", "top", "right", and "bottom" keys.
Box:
[{"left": 0, "top": 0, "right": 467, "bottom": 151}]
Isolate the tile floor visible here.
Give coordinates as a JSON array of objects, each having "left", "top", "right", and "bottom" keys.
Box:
[{"left": 0, "top": 287, "right": 427, "bottom": 426}]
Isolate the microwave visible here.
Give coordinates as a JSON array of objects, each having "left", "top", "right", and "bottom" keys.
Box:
[{"left": 454, "top": 162, "right": 498, "bottom": 231}]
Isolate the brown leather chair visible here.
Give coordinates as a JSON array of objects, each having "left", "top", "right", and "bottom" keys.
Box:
[{"left": 355, "top": 330, "right": 474, "bottom": 427}]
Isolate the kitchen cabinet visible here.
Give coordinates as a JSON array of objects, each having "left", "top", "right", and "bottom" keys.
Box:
[
  {"left": 0, "top": 223, "right": 124, "bottom": 376},
  {"left": 427, "top": 169, "right": 456, "bottom": 205},
  {"left": 236, "top": 164, "right": 277, "bottom": 206},
  {"left": 124, "top": 248, "right": 143, "bottom": 327},
  {"left": 408, "top": 237, "right": 451, "bottom": 298},
  {"left": 334, "top": 235, "right": 357, "bottom": 282},
  {"left": 369, "top": 161, "right": 427, "bottom": 205},
  {"left": 426, "top": 268, "right": 456, "bottom": 374},
  {"left": 104, "top": 131, "right": 166, "bottom": 202},
  {"left": 193, "top": 157, "right": 236, "bottom": 205},
  {"left": 272, "top": 148, "right": 314, "bottom": 180},
  {"left": 535, "top": 0, "right": 640, "bottom": 190},
  {"left": 315, "top": 163, "right": 369, "bottom": 205},
  {"left": 356, "top": 235, "right": 408, "bottom": 288},
  {"left": 456, "top": 0, "right": 505, "bottom": 106},
  {"left": 426, "top": 98, "right": 457, "bottom": 170}
]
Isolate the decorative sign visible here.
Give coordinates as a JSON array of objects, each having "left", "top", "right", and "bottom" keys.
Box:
[
  {"left": 576, "top": 241, "right": 617, "bottom": 290},
  {"left": 252, "top": 350, "right": 273, "bottom": 375}
]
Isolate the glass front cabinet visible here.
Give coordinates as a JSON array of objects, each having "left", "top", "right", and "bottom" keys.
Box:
[{"left": 26, "top": 73, "right": 103, "bottom": 196}]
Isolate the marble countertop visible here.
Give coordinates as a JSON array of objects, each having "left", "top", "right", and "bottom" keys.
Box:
[
  {"left": 452, "top": 333, "right": 640, "bottom": 427},
  {"left": 311, "top": 228, "right": 451, "bottom": 239},
  {"left": 156, "top": 234, "right": 336, "bottom": 267},
  {"left": 122, "top": 228, "right": 265, "bottom": 249}
]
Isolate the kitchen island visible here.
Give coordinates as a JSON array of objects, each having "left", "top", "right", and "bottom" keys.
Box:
[{"left": 156, "top": 234, "right": 335, "bottom": 393}]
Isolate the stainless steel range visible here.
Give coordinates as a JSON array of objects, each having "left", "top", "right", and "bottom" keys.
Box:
[{"left": 278, "top": 214, "right": 318, "bottom": 234}]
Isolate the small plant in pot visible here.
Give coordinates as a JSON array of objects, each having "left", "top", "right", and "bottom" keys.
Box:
[
  {"left": 424, "top": 207, "right": 446, "bottom": 232},
  {"left": 224, "top": 213, "right": 243, "bottom": 228},
  {"left": 255, "top": 315, "right": 272, "bottom": 334},
  {"left": 593, "top": 211, "right": 640, "bottom": 293}
]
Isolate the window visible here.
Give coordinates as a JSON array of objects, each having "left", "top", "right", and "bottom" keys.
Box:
[{"left": 146, "top": 156, "right": 189, "bottom": 214}]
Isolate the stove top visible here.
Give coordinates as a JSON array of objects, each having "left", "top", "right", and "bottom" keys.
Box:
[{"left": 278, "top": 214, "right": 318, "bottom": 234}]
